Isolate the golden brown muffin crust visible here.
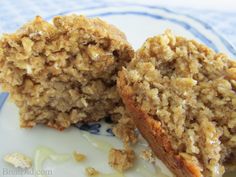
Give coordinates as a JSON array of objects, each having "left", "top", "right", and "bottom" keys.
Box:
[{"left": 118, "top": 71, "right": 202, "bottom": 177}]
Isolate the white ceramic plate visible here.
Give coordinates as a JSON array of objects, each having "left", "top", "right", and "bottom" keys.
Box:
[{"left": 0, "top": 4, "right": 235, "bottom": 177}]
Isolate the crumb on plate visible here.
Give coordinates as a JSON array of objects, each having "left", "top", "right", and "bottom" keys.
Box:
[
  {"left": 140, "top": 148, "right": 155, "bottom": 163},
  {"left": 74, "top": 151, "right": 86, "bottom": 162},
  {"left": 85, "top": 167, "right": 100, "bottom": 177},
  {"left": 4, "top": 152, "right": 32, "bottom": 168},
  {"left": 108, "top": 148, "right": 135, "bottom": 172}
]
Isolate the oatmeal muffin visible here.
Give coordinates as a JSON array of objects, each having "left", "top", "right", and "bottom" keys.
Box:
[
  {"left": 118, "top": 30, "right": 236, "bottom": 177},
  {"left": 0, "top": 15, "right": 133, "bottom": 130}
]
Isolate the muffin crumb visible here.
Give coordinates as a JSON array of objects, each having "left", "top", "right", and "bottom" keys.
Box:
[
  {"left": 74, "top": 151, "right": 86, "bottom": 162},
  {"left": 4, "top": 152, "right": 32, "bottom": 168},
  {"left": 112, "top": 107, "right": 137, "bottom": 146},
  {"left": 108, "top": 148, "right": 135, "bottom": 172},
  {"left": 140, "top": 148, "right": 155, "bottom": 163},
  {"left": 85, "top": 167, "right": 100, "bottom": 177}
]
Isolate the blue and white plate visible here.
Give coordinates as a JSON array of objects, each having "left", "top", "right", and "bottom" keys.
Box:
[{"left": 0, "top": 3, "right": 235, "bottom": 177}]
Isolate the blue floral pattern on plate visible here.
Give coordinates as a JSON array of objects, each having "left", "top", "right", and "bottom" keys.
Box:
[{"left": 74, "top": 119, "right": 115, "bottom": 136}]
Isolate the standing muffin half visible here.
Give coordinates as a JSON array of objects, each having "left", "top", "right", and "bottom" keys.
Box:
[
  {"left": 0, "top": 15, "right": 134, "bottom": 130},
  {"left": 118, "top": 30, "right": 236, "bottom": 177}
]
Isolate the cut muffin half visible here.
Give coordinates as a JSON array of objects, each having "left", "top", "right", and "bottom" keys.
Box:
[
  {"left": 0, "top": 15, "right": 133, "bottom": 130},
  {"left": 118, "top": 30, "right": 236, "bottom": 177}
]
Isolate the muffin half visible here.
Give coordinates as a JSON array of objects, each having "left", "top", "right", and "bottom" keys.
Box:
[
  {"left": 0, "top": 15, "right": 133, "bottom": 130},
  {"left": 118, "top": 30, "right": 236, "bottom": 177}
]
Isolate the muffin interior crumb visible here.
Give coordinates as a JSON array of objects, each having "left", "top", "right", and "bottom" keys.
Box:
[
  {"left": 0, "top": 15, "right": 133, "bottom": 129},
  {"left": 112, "top": 106, "right": 138, "bottom": 146}
]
